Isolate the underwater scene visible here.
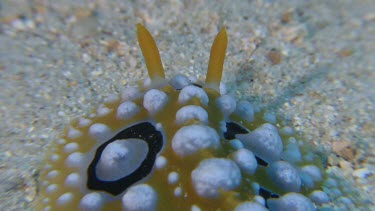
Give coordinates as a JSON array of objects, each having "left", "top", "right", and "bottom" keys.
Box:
[{"left": 0, "top": 1, "right": 373, "bottom": 211}]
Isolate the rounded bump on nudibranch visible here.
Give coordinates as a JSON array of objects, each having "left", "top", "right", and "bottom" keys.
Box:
[
  {"left": 191, "top": 205, "right": 202, "bottom": 211},
  {"left": 64, "top": 172, "right": 81, "bottom": 187},
  {"left": 215, "top": 94, "right": 236, "bottom": 117},
  {"left": 88, "top": 123, "right": 111, "bottom": 141},
  {"left": 234, "top": 201, "right": 268, "bottom": 211},
  {"left": 229, "top": 139, "right": 244, "bottom": 150},
  {"left": 46, "top": 170, "right": 59, "bottom": 179},
  {"left": 42, "top": 164, "right": 52, "bottom": 171},
  {"left": 143, "top": 77, "right": 152, "bottom": 87},
  {"left": 232, "top": 148, "right": 257, "bottom": 175},
  {"left": 191, "top": 158, "right": 241, "bottom": 198},
  {"left": 121, "top": 87, "right": 142, "bottom": 102},
  {"left": 56, "top": 138, "right": 66, "bottom": 145},
  {"left": 143, "top": 89, "right": 168, "bottom": 115},
  {"left": 219, "top": 82, "right": 227, "bottom": 95},
  {"left": 121, "top": 184, "right": 157, "bottom": 211},
  {"left": 87, "top": 113, "right": 96, "bottom": 118},
  {"left": 253, "top": 195, "right": 266, "bottom": 206},
  {"left": 168, "top": 172, "right": 179, "bottom": 185},
  {"left": 63, "top": 142, "right": 79, "bottom": 153},
  {"left": 174, "top": 187, "right": 182, "bottom": 197},
  {"left": 65, "top": 152, "right": 84, "bottom": 168},
  {"left": 155, "top": 122, "right": 163, "bottom": 131},
  {"left": 56, "top": 192, "right": 74, "bottom": 206},
  {"left": 96, "top": 105, "right": 111, "bottom": 117},
  {"left": 234, "top": 100, "right": 254, "bottom": 122},
  {"left": 77, "top": 117, "right": 92, "bottom": 127},
  {"left": 267, "top": 160, "right": 301, "bottom": 192},
  {"left": 116, "top": 101, "right": 140, "bottom": 120},
  {"left": 263, "top": 112, "right": 277, "bottom": 124},
  {"left": 104, "top": 94, "right": 119, "bottom": 104},
  {"left": 309, "top": 190, "right": 330, "bottom": 205},
  {"left": 236, "top": 123, "right": 283, "bottom": 163},
  {"left": 301, "top": 165, "right": 322, "bottom": 182},
  {"left": 41, "top": 181, "right": 48, "bottom": 187},
  {"left": 79, "top": 192, "right": 104, "bottom": 211},
  {"left": 67, "top": 128, "right": 82, "bottom": 139},
  {"left": 267, "top": 192, "right": 315, "bottom": 211},
  {"left": 49, "top": 154, "right": 60, "bottom": 162},
  {"left": 45, "top": 184, "right": 58, "bottom": 193},
  {"left": 171, "top": 125, "right": 220, "bottom": 157},
  {"left": 281, "top": 140, "right": 302, "bottom": 164},
  {"left": 280, "top": 126, "right": 294, "bottom": 135},
  {"left": 170, "top": 74, "right": 191, "bottom": 90},
  {"left": 175, "top": 105, "right": 208, "bottom": 125},
  {"left": 41, "top": 198, "right": 49, "bottom": 204},
  {"left": 178, "top": 85, "right": 209, "bottom": 106},
  {"left": 155, "top": 156, "right": 167, "bottom": 169}
]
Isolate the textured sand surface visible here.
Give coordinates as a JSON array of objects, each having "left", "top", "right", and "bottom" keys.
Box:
[{"left": 0, "top": 0, "right": 374, "bottom": 210}]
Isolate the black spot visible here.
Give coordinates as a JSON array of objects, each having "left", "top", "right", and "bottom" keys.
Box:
[
  {"left": 192, "top": 83, "right": 203, "bottom": 88},
  {"left": 87, "top": 122, "right": 163, "bottom": 195},
  {"left": 174, "top": 83, "right": 202, "bottom": 91},
  {"left": 255, "top": 156, "right": 268, "bottom": 167},
  {"left": 223, "top": 122, "right": 248, "bottom": 140},
  {"left": 259, "top": 187, "right": 279, "bottom": 201}
]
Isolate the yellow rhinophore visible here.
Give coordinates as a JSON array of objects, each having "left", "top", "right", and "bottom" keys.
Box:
[
  {"left": 205, "top": 27, "right": 227, "bottom": 91},
  {"left": 136, "top": 23, "right": 165, "bottom": 82}
]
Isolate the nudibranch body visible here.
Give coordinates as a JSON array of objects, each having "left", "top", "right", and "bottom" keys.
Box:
[{"left": 37, "top": 24, "right": 357, "bottom": 211}]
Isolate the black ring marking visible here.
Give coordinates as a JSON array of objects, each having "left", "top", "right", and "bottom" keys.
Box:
[
  {"left": 223, "top": 122, "right": 248, "bottom": 140},
  {"left": 255, "top": 156, "right": 269, "bottom": 167},
  {"left": 87, "top": 122, "right": 163, "bottom": 195}
]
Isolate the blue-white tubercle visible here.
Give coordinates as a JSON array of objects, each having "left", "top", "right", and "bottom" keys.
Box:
[{"left": 37, "top": 24, "right": 357, "bottom": 211}]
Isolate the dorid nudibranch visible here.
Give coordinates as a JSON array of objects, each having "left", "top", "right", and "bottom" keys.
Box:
[{"left": 37, "top": 24, "right": 360, "bottom": 211}]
